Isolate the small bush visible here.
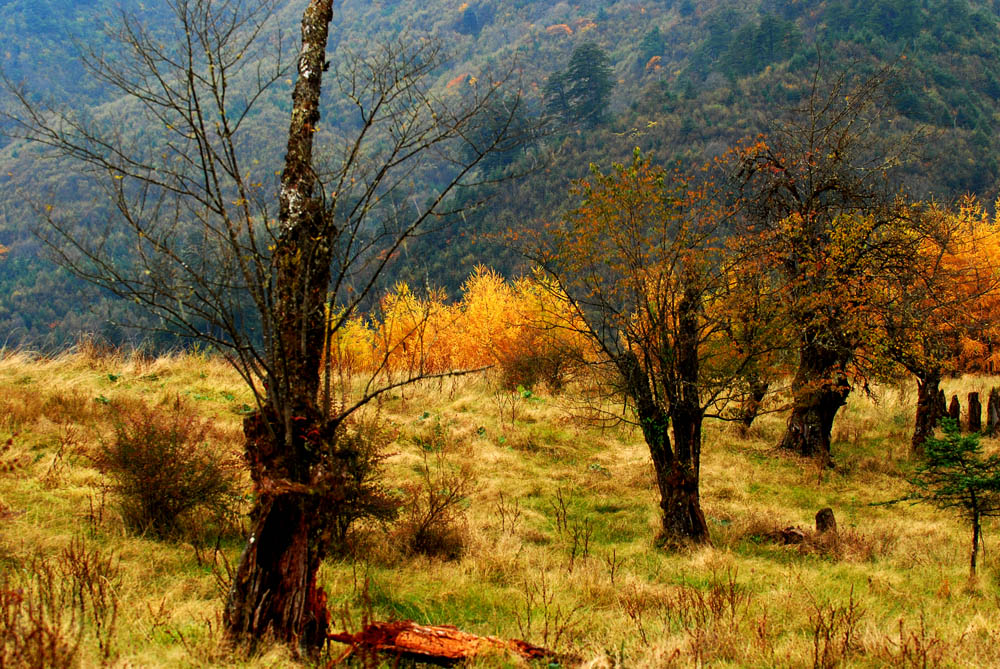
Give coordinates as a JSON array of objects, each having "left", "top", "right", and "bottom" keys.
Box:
[
  {"left": 328, "top": 414, "right": 402, "bottom": 555},
  {"left": 497, "top": 341, "right": 579, "bottom": 393},
  {"left": 392, "top": 424, "right": 475, "bottom": 559},
  {"left": 95, "top": 398, "right": 240, "bottom": 538}
]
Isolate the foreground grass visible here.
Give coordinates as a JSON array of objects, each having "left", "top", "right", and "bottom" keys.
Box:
[{"left": 2, "top": 348, "right": 1000, "bottom": 667}]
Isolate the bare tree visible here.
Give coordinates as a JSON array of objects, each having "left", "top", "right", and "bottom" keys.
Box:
[{"left": 3, "top": 0, "right": 530, "bottom": 652}]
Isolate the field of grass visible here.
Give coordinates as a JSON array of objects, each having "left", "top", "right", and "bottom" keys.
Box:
[{"left": 3, "top": 347, "right": 1000, "bottom": 667}]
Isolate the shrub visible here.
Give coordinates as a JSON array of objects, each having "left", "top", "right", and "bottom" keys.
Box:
[
  {"left": 496, "top": 341, "right": 578, "bottom": 393},
  {"left": 392, "top": 423, "right": 475, "bottom": 559},
  {"left": 895, "top": 418, "right": 1000, "bottom": 578},
  {"left": 1, "top": 559, "right": 82, "bottom": 668},
  {"left": 95, "top": 398, "right": 240, "bottom": 538},
  {"left": 328, "top": 414, "right": 401, "bottom": 554}
]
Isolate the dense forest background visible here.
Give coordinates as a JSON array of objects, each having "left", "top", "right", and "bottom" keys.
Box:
[{"left": 2, "top": 0, "right": 1000, "bottom": 348}]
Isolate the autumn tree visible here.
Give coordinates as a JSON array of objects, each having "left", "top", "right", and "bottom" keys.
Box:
[
  {"left": 3, "top": 0, "right": 527, "bottom": 653},
  {"left": 879, "top": 199, "right": 1000, "bottom": 450},
  {"left": 532, "top": 150, "right": 780, "bottom": 545},
  {"left": 729, "top": 69, "right": 928, "bottom": 463}
]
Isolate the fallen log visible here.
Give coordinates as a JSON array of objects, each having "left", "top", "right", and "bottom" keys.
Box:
[{"left": 328, "top": 620, "right": 565, "bottom": 666}]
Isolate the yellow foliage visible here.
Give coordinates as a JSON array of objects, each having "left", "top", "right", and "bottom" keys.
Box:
[
  {"left": 545, "top": 24, "right": 573, "bottom": 36},
  {"left": 323, "top": 267, "right": 593, "bottom": 388}
]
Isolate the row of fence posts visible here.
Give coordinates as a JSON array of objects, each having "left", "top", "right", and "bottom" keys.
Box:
[{"left": 945, "top": 388, "right": 1000, "bottom": 434}]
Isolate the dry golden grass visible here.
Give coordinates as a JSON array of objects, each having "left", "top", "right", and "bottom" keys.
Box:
[{"left": 3, "top": 349, "right": 1000, "bottom": 666}]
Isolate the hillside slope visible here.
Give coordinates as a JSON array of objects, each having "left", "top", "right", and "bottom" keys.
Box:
[{"left": 2, "top": 0, "right": 999, "bottom": 346}]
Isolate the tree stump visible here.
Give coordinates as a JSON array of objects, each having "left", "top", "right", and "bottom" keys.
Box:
[
  {"left": 969, "top": 392, "right": 982, "bottom": 433},
  {"left": 949, "top": 395, "right": 961, "bottom": 425},
  {"left": 815, "top": 507, "right": 837, "bottom": 534},
  {"left": 987, "top": 388, "right": 1000, "bottom": 434}
]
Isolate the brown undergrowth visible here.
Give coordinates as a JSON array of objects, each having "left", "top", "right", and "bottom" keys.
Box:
[{"left": 2, "top": 348, "right": 1000, "bottom": 666}]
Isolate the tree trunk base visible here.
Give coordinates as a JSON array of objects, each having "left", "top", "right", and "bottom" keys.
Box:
[
  {"left": 779, "top": 385, "right": 848, "bottom": 464},
  {"left": 912, "top": 372, "right": 943, "bottom": 454},
  {"left": 657, "top": 465, "right": 710, "bottom": 547},
  {"left": 225, "top": 409, "right": 341, "bottom": 654}
]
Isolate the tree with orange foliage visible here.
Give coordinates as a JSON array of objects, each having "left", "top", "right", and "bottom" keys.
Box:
[
  {"left": 532, "top": 150, "right": 782, "bottom": 545},
  {"left": 878, "top": 199, "right": 1000, "bottom": 450},
  {"left": 728, "top": 68, "right": 931, "bottom": 464}
]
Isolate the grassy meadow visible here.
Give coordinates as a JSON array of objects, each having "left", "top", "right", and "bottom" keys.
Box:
[{"left": 2, "top": 347, "right": 1000, "bottom": 667}]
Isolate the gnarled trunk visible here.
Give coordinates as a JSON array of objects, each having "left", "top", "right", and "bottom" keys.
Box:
[
  {"left": 620, "top": 350, "right": 709, "bottom": 546},
  {"left": 225, "top": 0, "right": 336, "bottom": 652},
  {"left": 225, "top": 406, "right": 341, "bottom": 650},
  {"left": 911, "top": 370, "right": 943, "bottom": 454},
  {"left": 641, "top": 409, "right": 709, "bottom": 545},
  {"left": 738, "top": 376, "right": 769, "bottom": 434},
  {"left": 660, "top": 406, "right": 709, "bottom": 545},
  {"left": 779, "top": 338, "right": 850, "bottom": 463},
  {"left": 618, "top": 281, "right": 710, "bottom": 546}
]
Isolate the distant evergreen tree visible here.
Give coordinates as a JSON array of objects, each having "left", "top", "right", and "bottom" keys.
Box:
[
  {"left": 639, "top": 26, "right": 666, "bottom": 66},
  {"left": 564, "top": 42, "right": 615, "bottom": 127},
  {"left": 543, "top": 71, "right": 571, "bottom": 120},
  {"left": 720, "top": 14, "right": 800, "bottom": 77},
  {"left": 456, "top": 6, "right": 480, "bottom": 35}
]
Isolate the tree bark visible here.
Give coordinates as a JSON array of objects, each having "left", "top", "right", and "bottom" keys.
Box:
[
  {"left": 738, "top": 376, "right": 769, "bottom": 434},
  {"left": 912, "top": 370, "right": 943, "bottom": 454},
  {"left": 225, "top": 0, "right": 337, "bottom": 652},
  {"left": 328, "top": 620, "right": 563, "bottom": 665},
  {"left": 619, "top": 352, "right": 709, "bottom": 546},
  {"left": 663, "top": 282, "right": 710, "bottom": 544},
  {"left": 779, "top": 337, "right": 850, "bottom": 463},
  {"left": 643, "top": 408, "right": 709, "bottom": 546},
  {"left": 949, "top": 395, "right": 961, "bottom": 424},
  {"left": 987, "top": 388, "right": 1000, "bottom": 435},
  {"left": 968, "top": 392, "right": 982, "bottom": 433}
]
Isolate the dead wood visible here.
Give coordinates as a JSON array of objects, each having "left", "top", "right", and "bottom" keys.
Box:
[{"left": 328, "top": 620, "right": 569, "bottom": 666}]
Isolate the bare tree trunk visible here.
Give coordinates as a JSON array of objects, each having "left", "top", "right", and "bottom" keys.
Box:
[
  {"left": 968, "top": 392, "right": 982, "bottom": 433},
  {"left": 949, "top": 394, "right": 961, "bottom": 423},
  {"left": 738, "top": 376, "right": 769, "bottom": 434},
  {"left": 619, "top": 282, "right": 709, "bottom": 546},
  {"left": 225, "top": 0, "right": 336, "bottom": 652},
  {"left": 665, "top": 282, "right": 709, "bottom": 544},
  {"left": 662, "top": 407, "right": 709, "bottom": 545},
  {"left": 641, "top": 409, "right": 709, "bottom": 545},
  {"left": 912, "top": 370, "right": 943, "bottom": 454},
  {"left": 620, "top": 352, "right": 709, "bottom": 546},
  {"left": 779, "top": 338, "right": 850, "bottom": 464},
  {"left": 987, "top": 388, "right": 1000, "bottom": 435}
]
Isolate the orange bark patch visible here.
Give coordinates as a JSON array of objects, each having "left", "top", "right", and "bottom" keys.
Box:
[{"left": 328, "top": 620, "right": 563, "bottom": 665}]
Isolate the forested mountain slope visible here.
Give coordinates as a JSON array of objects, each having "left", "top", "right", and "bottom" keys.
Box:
[{"left": 2, "top": 0, "right": 999, "bottom": 347}]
